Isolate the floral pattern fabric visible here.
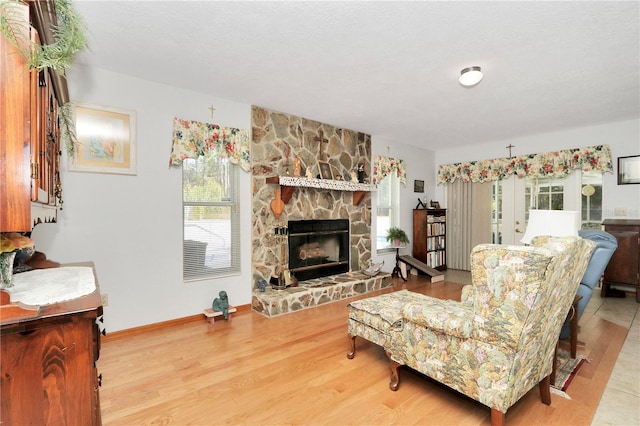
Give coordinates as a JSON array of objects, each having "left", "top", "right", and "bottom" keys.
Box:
[
  {"left": 169, "top": 117, "right": 250, "bottom": 172},
  {"left": 385, "top": 236, "right": 595, "bottom": 414},
  {"left": 438, "top": 144, "right": 612, "bottom": 185},
  {"left": 372, "top": 155, "right": 407, "bottom": 186}
]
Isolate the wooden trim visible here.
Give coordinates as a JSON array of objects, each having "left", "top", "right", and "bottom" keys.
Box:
[{"left": 102, "top": 303, "right": 251, "bottom": 342}]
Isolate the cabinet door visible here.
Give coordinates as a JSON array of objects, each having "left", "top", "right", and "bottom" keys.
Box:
[
  {"left": 31, "top": 68, "right": 60, "bottom": 205},
  {"left": 604, "top": 230, "right": 639, "bottom": 286},
  {"left": 0, "top": 4, "right": 32, "bottom": 232},
  {"left": 1, "top": 320, "right": 97, "bottom": 425}
]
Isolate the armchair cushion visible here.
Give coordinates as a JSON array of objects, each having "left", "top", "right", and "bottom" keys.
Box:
[{"left": 401, "top": 298, "right": 473, "bottom": 339}]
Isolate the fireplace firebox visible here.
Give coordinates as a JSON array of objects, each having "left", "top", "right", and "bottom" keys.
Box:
[{"left": 288, "top": 219, "right": 350, "bottom": 282}]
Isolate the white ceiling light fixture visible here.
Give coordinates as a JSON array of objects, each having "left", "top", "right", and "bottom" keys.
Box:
[{"left": 459, "top": 66, "right": 483, "bottom": 87}]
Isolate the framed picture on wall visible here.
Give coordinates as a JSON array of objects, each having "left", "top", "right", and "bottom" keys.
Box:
[
  {"left": 318, "top": 161, "right": 333, "bottom": 180},
  {"left": 69, "top": 103, "right": 137, "bottom": 175},
  {"left": 618, "top": 155, "right": 640, "bottom": 185},
  {"left": 414, "top": 180, "right": 424, "bottom": 193}
]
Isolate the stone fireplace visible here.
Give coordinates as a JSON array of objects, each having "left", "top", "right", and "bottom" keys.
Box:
[
  {"left": 251, "top": 106, "right": 372, "bottom": 283},
  {"left": 250, "top": 106, "right": 390, "bottom": 317}
]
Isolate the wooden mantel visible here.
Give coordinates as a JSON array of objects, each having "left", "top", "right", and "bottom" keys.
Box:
[{"left": 266, "top": 176, "right": 374, "bottom": 205}]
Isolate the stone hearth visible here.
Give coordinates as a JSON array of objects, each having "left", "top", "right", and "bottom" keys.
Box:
[{"left": 251, "top": 272, "right": 392, "bottom": 318}]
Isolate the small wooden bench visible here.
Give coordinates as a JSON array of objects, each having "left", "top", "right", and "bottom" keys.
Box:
[{"left": 203, "top": 306, "right": 237, "bottom": 323}]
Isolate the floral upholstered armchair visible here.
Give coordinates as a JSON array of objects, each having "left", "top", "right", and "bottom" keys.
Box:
[{"left": 385, "top": 236, "right": 595, "bottom": 426}]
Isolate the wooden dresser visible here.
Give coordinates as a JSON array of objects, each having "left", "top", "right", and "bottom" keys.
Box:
[
  {"left": 602, "top": 219, "right": 640, "bottom": 302},
  {"left": 0, "top": 265, "right": 103, "bottom": 425}
]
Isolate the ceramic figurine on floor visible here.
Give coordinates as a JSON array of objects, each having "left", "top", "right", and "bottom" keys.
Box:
[{"left": 212, "top": 291, "right": 230, "bottom": 319}]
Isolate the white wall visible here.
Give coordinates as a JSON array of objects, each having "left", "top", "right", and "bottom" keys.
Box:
[
  {"left": 31, "top": 64, "right": 636, "bottom": 332},
  {"left": 435, "top": 119, "right": 640, "bottom": 219},
  {"left": 31, "top": 67, "right": 252, "bottom": 332},
  {"left": 370, "top": 138, "right": 436, "bottom": 271}
]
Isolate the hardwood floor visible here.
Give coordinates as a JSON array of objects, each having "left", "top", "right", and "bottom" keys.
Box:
[{"left": 99, "top": 275, "right": 628, "bottom": 425}]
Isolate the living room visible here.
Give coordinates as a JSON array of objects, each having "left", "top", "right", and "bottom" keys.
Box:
[{"left": 1, "top": 1, "right": 639, "bottom": 424}]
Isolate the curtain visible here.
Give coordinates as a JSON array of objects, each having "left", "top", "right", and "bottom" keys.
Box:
[
  {"left": 372, "top": 155, "right": 407, "bottom": 186},
  {"left": 169, "top": 117, "right": 250, "bottom": 172},
  {"left": 438, "top": 144, "right": 612, "bottom": 185},
  {"left": 446, "top": 180, "right": 492, "bottom": 270}
]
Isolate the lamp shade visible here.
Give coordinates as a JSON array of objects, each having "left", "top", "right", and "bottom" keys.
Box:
[{"left": 521, "top": 210, "right": 580, "bottom": 245}]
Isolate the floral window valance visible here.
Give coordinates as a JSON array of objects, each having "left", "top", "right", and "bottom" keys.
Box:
[
  {"left": 169, "top": 117, "right": 250, "bottom": 172},
  {"left": 372, "top": 155, "right": 407, "bottom": 186},
  {"left": 438, "top": 144, "right": 613, "bottom": 185}
]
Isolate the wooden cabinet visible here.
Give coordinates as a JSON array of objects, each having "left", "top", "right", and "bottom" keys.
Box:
[
  {"left": 1, "top": 1, "right": 65, "bottom": 232},
  {"left": 0, "top": 266, "right": 103, "bottom": 425},
  {"left": 413, "top": 209, "right": 447, "bottom": 271},
  {"left": 602, "top": 219, "right": 640, "bottom": 303}
]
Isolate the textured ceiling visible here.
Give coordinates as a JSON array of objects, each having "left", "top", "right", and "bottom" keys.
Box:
[{"left": 72, "top": 1, "right": 640, "bottom": 151}]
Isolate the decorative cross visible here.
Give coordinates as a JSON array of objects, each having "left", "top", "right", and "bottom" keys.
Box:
[
  {"left": 315, "top": 130, "right": 329, "bottom": 160},
  {"left": 209, "top": 105, "right": 216, "bottom": 118},
  {"left": 506, "top": 144, "right": 515, "bottom": 158}
]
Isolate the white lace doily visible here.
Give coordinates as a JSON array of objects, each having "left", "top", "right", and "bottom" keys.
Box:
[{"left": 6, "top": 267, "right": 96, "bottom": 306}]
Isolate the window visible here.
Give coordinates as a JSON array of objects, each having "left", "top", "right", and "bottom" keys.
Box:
[
  {"left": 376, "top": 172, "right": 400, "bottom": 251},
  {"left": 525, "top": 176, "right": 565, "bottom": 212},
  {"left": 491, "top": 181, "right": 503, "bottom": 244},
  {"left": 182, "top": 154, "right": 240, "bottom": 280},
  {"left": 581, "top": 171, "right": 603, "bottom": 229}
]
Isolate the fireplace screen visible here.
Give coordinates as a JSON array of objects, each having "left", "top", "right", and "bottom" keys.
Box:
[{"left": 288, "top": 219, "right": 350, "bottom": 281}]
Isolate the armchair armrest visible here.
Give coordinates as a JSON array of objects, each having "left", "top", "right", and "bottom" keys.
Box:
[
  {"left": 401, "top": 298, "right": 473, "bottom": 339},
  {"left": 461, "top": 284, "right": 474, "bottom": 303}
]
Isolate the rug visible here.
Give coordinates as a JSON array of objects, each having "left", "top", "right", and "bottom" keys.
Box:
[{"left": 550, "top": 348, "right": 589, "bottom": 399}]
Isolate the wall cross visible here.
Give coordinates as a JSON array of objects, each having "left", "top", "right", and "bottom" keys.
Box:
[
  {"left": 506, "top": 144, "right": 515, "bottom": 158},
  {"left": 209, "top": 105, "right": 216, "bottom": 118},
  {"left": 315, "top": 130, "right": 329, "bottom": 160}
]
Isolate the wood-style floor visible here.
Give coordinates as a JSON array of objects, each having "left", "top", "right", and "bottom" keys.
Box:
[{"left": 99, "top": 275, "right": 628, "bottom": 425}]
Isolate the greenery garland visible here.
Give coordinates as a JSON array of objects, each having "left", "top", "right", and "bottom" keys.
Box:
[
  {"left": 1, "top": 0, "right": 86, "bottom": 157},
  {"left": 1, "top": 0, "right": 87, "bottom": 74}
]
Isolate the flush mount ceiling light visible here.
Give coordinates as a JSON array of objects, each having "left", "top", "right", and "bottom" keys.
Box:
[{"left": 459, "top": 66, "right": 483, "bottom": 87}]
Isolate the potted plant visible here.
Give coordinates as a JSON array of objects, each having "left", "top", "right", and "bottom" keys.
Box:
[{"left": 386, "top": 227, "right": 410, "bottom": 247}]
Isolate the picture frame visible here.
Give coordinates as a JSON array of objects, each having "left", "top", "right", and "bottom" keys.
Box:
[
  {"left": 414, "top": 179, "right": 424, "bottom": 193},
  {"left": 69, "top": 103, "right": 137, "bottom": 175},
  {"left": 618, "top": 155, "right": 640, "bottom": 185},
  {"left": 430, "top": 200, "right": 441, "bottom": 209},
  {"left": 318, "top": 161, "right": 333, "bottom": 180}
]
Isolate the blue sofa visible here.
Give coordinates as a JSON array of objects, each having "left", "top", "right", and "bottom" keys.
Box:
[{"left": 560, "top": 230, "right": 617, "bottom": 342}]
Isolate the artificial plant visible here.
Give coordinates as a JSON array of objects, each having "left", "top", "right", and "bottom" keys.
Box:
[
  {"left": 386, "top": 227, "right": 410, "bottom": 245},
  {"left": 1, "top": 0, "right": 87, "bottom": 157}
]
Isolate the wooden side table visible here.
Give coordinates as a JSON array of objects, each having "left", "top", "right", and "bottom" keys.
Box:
[
  {"left": 391, "top": 247, "right": 407, "bottom": 281},
  {"left": 569, "top": 294, "right": 583, "bottom": 359},
  {"left": 551, "top": 294, "right": 582, "bottom": 385}
]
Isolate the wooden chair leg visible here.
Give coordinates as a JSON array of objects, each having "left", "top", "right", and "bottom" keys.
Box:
[
  {"left": 570, "top": 307, "right": 578, "bottom": 359},
  {"left": 347, "top": 335, "right": 356, "bottom": 359},
  {"left": 385, "top": 351, "right": 401, "bottom": 391},
  {"left": 539, "top": 375, "right": 551, "bottom": 405},
  {"left": 490, "top": 409, "right": 505, "bottom": 426}
]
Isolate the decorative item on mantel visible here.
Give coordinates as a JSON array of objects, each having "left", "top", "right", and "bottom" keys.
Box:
[{"left": 0, "top": 233, "right": 35, "bottom": 289}]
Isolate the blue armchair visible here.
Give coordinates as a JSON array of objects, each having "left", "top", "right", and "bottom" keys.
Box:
[{"left": 560, "top": 230, "right": 617, "bottom": 350}]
